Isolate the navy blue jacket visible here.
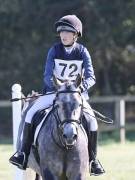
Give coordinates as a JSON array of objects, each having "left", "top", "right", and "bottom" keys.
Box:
[{"left": 43, "top": 42, "right": 96, "bottom": 93}]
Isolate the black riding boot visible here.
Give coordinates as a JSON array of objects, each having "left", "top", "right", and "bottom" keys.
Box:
[
  {"left": 88, "top": 131, "right": 105, "bottom": 176},
  {"left": 9, "top": 122, "right": 32, "bottom": 170}
]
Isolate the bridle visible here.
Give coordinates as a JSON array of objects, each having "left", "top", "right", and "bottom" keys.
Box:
[{"left": 52, "top": 89, "right": 83, "bottom": 149}]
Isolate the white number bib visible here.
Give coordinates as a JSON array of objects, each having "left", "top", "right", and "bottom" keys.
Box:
[{"left": 54, "top": 59, "right": 83, "bottom": 81}]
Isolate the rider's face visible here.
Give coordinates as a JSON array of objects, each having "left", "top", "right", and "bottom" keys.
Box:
[{"left": 59, "top": 31, "right": 77, "bottom": 46}]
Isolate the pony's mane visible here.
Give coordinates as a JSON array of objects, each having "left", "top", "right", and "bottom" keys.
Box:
[{"left": 62, "top": 80, "right": 76, "bottom": 91}]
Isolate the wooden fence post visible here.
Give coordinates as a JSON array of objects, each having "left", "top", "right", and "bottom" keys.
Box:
[
  {"left": 119, "top": 99, "right": 126, "bottom": 143},
  {"left": 115, "top": 98, "right": 126, "bottom": 143}
]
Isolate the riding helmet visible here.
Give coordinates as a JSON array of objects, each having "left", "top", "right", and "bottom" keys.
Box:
[{"left": 55, "top": 15, "right": 82, "bottom": 37}]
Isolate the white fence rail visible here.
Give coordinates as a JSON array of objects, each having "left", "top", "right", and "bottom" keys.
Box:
[
  {"left": 1, "top": 95, "right": 135, "bottom": 143},
  {"left": 89, "top": 96, "right": 135, "bottom": 143},
  {"left": 1, "top": 95, "right": 135, "bottom": 144}
]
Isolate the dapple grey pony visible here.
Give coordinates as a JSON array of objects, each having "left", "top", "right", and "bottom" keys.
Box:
[{"left": 17, "top": 77, "right": 89, "bottom": 180}]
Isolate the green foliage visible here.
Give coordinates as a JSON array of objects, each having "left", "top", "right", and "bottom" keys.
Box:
[{"left": 0, "top": 0, "right": 135, "bottom": 99}]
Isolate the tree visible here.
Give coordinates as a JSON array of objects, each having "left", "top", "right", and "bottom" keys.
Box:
[{"left": 0, "top": 0, "right": 135, "bottom": 99}]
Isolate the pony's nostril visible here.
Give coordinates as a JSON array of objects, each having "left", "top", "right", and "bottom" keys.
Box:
[
  {"left": 63, "top": 134, "right": 67, "bottom": 139},
  {"left": 73, "top": 134, "right": 77, "bottom": 140}
]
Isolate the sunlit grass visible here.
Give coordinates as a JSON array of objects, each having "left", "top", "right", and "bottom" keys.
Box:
[
  {"left": 1, "top": 141, "right": 135, "bottom": 180},
  {"left": 0, "top": 145, "right": 14, "bottom": 180},
  {"left": 88, "top": 141, "right": 135, "bottom": 180}
]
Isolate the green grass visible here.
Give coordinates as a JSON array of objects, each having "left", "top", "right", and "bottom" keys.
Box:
[
  {"left": 1, "top": 142, "right": 135, "bottom": 180},
  {"left": 0, "top": 145, "right": 14, "bottom": 180},
  {"left": 89, "top": 141, "right": 135, "bottom": 180}
]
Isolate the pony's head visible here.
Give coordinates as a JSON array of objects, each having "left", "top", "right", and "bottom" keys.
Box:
[{"left": 54, "top": 75, "right": 83, "bottom": 148}]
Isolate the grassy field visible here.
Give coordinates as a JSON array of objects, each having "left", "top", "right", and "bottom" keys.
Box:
[{"left": 0, "top": 141, "right": 135, "bottom": 180}]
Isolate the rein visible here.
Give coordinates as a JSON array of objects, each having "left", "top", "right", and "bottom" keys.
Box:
[{"left": 56, "top": 90, "right": 81, "bottom": 95}]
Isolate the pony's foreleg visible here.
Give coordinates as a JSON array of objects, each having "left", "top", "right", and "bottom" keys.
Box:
[{"left": 41, "top": 168, "right": 58, "bottom": 180}]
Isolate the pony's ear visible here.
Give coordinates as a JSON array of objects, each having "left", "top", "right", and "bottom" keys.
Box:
[
  {"left": 53, "top": 75, "right": 63, "bottom": 88},
  {"left": 75, "top": 74, "right": 82, "bottom": 88}
]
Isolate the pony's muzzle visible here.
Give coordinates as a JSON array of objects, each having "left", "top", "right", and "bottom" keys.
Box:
[
  {"left": 62, "top": 122, "right": 78, "bottom": 146},
  {"left": 63, "top": 133, "right": 77, "bottom": 140},
  {"left": 63, "top": 132, "right": 77, "bottom": 146}
]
